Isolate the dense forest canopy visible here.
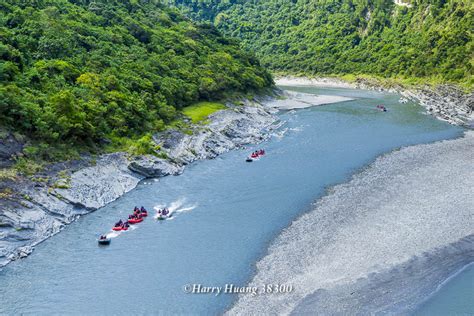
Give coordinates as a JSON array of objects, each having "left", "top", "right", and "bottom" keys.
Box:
[
  {"left": 0, "top": 0, "right": 272, "bottom": 157},
  {"left": 169, "top": 0, "right": 473, "bottom": 87}
]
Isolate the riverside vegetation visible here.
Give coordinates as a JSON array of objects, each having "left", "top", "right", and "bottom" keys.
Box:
[
  {"left": 0, "top": 0, "right": 273, "bottom": 165},
  {"left": 169, "top": 0, "right": 473, "bottom": 88}
]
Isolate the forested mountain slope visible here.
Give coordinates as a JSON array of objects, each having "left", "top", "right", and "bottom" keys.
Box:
[
  {"left": 0, "top": 0, "right": 272, "bottom": 158},
  {"left": 170, "top": 0, "right": 473, "bottom": 87}
]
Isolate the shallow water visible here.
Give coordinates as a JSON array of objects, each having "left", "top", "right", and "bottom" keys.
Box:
[{"left": 0, "top": 87, "right": 465, "bottom": 314}]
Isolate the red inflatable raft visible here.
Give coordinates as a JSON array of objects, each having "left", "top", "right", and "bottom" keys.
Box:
[
  {"left": 128, "top": 217, "right": 143, "bottom": 224},
  {"left": 112, "top": 224, "right": 129, "bottom": 231}
]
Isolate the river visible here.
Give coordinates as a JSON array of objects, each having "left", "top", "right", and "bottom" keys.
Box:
[{"left": 0, "top": 86, "right": 470, "bottom": 314}]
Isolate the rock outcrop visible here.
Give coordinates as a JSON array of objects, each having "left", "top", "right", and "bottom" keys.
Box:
[
  {"left": 129, "top": 156, "right": 184, "bottom": 178},
  {"left": 153, "top": 101, "right": 279, "bottom": 164},
  {"left": 399, "top": 85, "right": 474, "bottom": 128},
  {"left": 54, "top": 153, "right": 144, "bottom": 210},
  {"left": 0, "top": 153, "right": 143, "bottom": 267}
]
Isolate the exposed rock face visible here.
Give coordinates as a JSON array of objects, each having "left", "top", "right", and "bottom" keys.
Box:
[
  {"left": 54, "top": 153, "right": 143, "bottom": 210},
  {"left": 0, "top": 99, "right": 279, "bottom": 268},
  {"left": 0, "top": 153, "right": 143, "bottom": 267},
  {"left": 129, "top": 156, "right": 184, "bottom": 177},
  {"left": 153, "top": 102, "right": 279, "bottom": 165},
  {"left": 399, "top": 85, "right": 474, "bottom": 128}
]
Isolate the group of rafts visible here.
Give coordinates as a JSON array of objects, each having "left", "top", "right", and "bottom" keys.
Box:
[
  {"left": 98, "top": 206, "right": 171, "bottom": 245},
  {"left": 98, "top": 148, "right": 267, "bottom": 245},
  {"left": 98, "top": 104, "right": 388, "bottom": 243}
]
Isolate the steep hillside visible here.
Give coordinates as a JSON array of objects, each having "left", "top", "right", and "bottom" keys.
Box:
[
  {"left": 170, "top": 0, "right": 473, "bottom": 87},
  {"left": 0, "top": 0, "right": 272, "bottom": 159}
]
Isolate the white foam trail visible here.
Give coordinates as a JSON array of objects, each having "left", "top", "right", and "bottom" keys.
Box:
[
  {"left": 153, "top": 199, "right": 198, "bottom": 219},
  {"left": 169, "top": 198, "right": 185, "bottom": 212},
  {"left": 174, "top": 204, "right": 198, "bottom": 214},
  {"left": 106, "top": 231, "right": 120, "bottom": 238},
  {"left": 228, "top": 131, "right": 474, "bottom": 315}
]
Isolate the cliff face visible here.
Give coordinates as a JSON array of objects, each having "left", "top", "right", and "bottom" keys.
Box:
[{"left": 0, "top": 98, "right": 280, "bottom": 268}]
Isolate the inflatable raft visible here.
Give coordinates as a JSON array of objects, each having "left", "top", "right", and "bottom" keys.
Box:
[
  {"left": 98, "top": 238, "right": 111, "bottom": 245},
  {"left": 128, "top": 217, "right": 143, "bottom": 224}
]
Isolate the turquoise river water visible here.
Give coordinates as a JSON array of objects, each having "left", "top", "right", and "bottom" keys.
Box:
[{"left": 0, "top": 86, "right": 470, "bottom": 314}]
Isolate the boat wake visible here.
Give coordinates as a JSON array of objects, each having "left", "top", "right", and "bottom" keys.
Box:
[
  {"left": 227, "top": 132, "right": 474, "bottom": 315},
  {"left": 153, "top": 198, "right": 198, "bottom": 220},
  {"left": 105, "top": 231, "right": 121, "bottom": 239}
]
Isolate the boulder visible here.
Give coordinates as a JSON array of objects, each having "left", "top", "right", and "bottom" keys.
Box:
[{"left": 128, "top": 155, "right": 184, "bottom": 178}]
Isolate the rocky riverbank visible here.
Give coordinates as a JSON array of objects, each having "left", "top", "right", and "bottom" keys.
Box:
[
  {"left": 276, "top": 76, "right": 474, "bottom": 127},
  {"left": 0, "top": 97, "right": 281, "bottom": 268}
]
